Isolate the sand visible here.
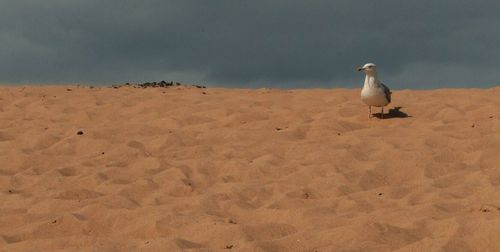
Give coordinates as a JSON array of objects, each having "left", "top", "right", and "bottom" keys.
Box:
[{"left": 0, "top": 85, "right": 499, "bottom": 251}]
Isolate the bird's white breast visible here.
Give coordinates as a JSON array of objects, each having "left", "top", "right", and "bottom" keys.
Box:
[{"left": 361, "top": 87, "right": 388, "bottom": 107}]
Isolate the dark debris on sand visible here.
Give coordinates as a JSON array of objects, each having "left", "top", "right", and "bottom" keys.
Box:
[{"left": 111, "top": 81, "right": 206, "bottom": 89}]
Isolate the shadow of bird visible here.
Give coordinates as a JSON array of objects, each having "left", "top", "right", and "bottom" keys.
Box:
[{"left": 373, "top": 106, "right": 411, "bottom": 119}]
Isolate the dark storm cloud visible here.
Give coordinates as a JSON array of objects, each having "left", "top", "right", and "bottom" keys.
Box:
[{"left": 0, "top": 0, "right": 498, "bottom": 88}]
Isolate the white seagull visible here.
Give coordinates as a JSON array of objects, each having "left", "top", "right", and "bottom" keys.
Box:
[{"left": 357, "top": 63, "right": 391, "bottom": 119}]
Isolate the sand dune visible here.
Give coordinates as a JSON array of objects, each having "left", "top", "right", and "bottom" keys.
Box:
[{"left": 1, "top": 85, "right": 499, "bottom": 251}]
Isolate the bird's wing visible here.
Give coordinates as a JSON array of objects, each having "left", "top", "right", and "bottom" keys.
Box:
[{"left": 381, "top": 83, "right": 391, "bottom": 103}]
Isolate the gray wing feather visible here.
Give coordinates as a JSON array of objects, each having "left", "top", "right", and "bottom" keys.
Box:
[{"left": 381, "top": 83, "right": 391, "bottom": 103}]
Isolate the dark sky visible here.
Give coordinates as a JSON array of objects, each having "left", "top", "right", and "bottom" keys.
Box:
[{"left": 0, "top": 1, "right": 498, "bottom": 88}]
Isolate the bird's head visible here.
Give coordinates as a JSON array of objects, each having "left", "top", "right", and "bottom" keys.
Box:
[{"left": 357, "top": 63, "right": 377, "bottom": 74}]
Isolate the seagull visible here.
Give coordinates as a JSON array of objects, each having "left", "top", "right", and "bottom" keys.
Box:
[{"left": 357, "top": 63, "right": 391, "bottom": 119}]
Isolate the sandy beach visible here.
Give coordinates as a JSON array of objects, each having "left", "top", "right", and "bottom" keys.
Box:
[{"left": 1, "top": 85, "right": 499, "bottom": 251}]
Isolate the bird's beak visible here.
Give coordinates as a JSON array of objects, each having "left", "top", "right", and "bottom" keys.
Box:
[{"left": 357, "top": 67, "right": 364, "bottom": 72}]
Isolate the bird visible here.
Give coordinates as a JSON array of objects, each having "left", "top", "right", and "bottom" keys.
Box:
[{"left": 357, "top": 63, "right": 391, "bottom": 119}]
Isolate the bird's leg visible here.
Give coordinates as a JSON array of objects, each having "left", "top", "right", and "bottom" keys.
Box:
[
  {"left": 381, "top": 107, "right": 384, "bottom": 119},
  {"left": 369, "top": 106, "right": 372, "bottom": 119}
]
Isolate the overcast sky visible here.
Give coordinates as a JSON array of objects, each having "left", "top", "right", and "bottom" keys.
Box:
[{"left": 0, "top": 0, "right": 498, "bottom": 88}]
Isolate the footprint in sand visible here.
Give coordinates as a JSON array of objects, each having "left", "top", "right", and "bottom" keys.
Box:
[
  {"left": 175, "top": 238, "right": 205, "bottom": 249},
  {"left": 57, "top": 167, "right": 77, "bottom": 176},
  {"left": 0, "top": 131, "right": 15, "bottom": 142},
  {"left": 251, "top": 154, "right": 296, "bottom": 178},
  {"left": 56, "top": 189, "right": 104, "bottom": 201},
  {"left": 242, "top": 223, "right": 298, "bottom": 241}
]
